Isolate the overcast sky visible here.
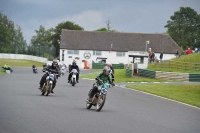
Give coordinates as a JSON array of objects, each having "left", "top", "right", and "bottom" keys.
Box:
[{"left": 1, "top": 0, "right": 200, "bottom": 44}]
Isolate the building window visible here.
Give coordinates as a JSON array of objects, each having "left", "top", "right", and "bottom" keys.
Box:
[
  {"left": 67, "top": 50, "right": 79, "bottom": 55},
  {"left": 93, "top": 51, "right": 101, "bottom": 56},
  {"left": 116, "top": 52, "right": 125, "bottom": 57}
]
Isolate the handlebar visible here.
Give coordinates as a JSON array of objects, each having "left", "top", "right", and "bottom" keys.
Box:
[{"left": 96, "top": 78, "right": 115, "bottom": 87}]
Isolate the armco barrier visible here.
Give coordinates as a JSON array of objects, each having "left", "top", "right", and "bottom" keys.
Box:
[
  {"left": 92, "top": 63, "right": 124, "bottom": 69},
  {"left": 137, "top": 69, "right": 200, "bottom": 82},
  {"left": 92, "top": 63, "right": 107, "bottom": 69},
  {"left": 189, "top": 74, "right": 200, "bottom": 82},
  {"left": 156, "top": 71, "right": 189, "bottom": 82},
  {"left": 138, "top": 69, "right": 156, "bottom": 78}
]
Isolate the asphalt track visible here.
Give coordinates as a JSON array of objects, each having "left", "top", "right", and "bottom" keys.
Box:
[{"left": 0, "top": 68, "right": 199, "bottom": 133}]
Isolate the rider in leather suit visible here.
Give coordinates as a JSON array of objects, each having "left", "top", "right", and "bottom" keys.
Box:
[
  {"left": 88, "top": 66, "right": 115, "bottom": 102},
  {"left": 38, "top": 61, "right": 60, "bottom": 93},
  {"left": 68, "top": 60, "right": 80, "bottom": 83}
]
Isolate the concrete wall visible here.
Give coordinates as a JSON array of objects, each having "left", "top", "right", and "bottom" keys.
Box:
[{"left": 0, "top": 53, "right": 47, "bottom": 63}]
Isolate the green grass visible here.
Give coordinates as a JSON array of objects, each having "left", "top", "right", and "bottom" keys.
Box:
[
  {"left": 80, "top": 69, "right": 166, "bottom": 82},
  {"left": 148, "top": 53, "right": 200, "bottom": 73},
  {"left": 127, "top": 84, "right": 200, "bottom": 108},
  {"left": 171, "top": 53, "right": 200, "bottom": 63},
  {"left": 0, "top": 58, "right": 43, "bottom": 67},
  {"left": 147, "top": 67, "right": 200, "bottom": 74},
  {"left": 0, "top": 70, "right": 6, "bottom": 74}
]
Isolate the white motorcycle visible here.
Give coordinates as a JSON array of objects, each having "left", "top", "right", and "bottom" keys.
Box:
[
  {"left": 110, "top": 69, "right": 114, "bottom": 82},
  {"left": 70, "top": 69, "right": 78, "bottom": 86},
  {"left": 61, "top": 66, "right": 66, "bottom": 75}
]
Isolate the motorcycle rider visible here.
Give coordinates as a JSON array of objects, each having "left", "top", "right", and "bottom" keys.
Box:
[
  {"left": 38, "top": 61, "right": 59, "bottom": 93},
  {"left": 87, "top": 66, "right": 115, "bottom": 102},
  {"left": 68, "top": 60, "right": 80, "bottom": 83},
  {"left": 3, "top": 63, "right": 13, "bottom": 72},
  {"left": 107, "top": 64, "right": 114, "bottom": 74},
  {"left": 32, "top": 65, "right": 37, "bottom": 73},
  {"left": 107, "top": 64, "right": 115, "bottom": 82}
]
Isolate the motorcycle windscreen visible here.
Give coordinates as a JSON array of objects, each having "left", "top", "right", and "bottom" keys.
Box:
[
  {"left": 71, "top": 69, "right": 78, "bottom": 73},
  {"left": 104, "top": 83, "right": 110, "bottom": 89}
]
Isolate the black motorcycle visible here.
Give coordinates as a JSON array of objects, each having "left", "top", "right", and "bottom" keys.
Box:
[{"left": 2, "top": 66, "right": 13, "bottom": 73}]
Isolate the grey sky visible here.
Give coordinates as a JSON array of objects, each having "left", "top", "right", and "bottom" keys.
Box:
[{"left": 1, "top": 0, "right": 200, "bottom": 44}]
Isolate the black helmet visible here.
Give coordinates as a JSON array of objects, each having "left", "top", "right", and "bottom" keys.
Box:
[{"left": 52, "top": 60, "right": 58, "bottom": 67}]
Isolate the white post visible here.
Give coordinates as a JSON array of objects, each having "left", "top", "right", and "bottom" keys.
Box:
[{"left": 145, "top": 40, "right": 149, "bottom": 52}]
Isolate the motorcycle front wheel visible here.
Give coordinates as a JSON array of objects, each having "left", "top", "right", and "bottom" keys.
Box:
[
  {"left": 46, "top": 85, "right": 52, "bottom": 96},
  {"left": 72, "top": 78, "right": 75, "bottom": 86},
  {"left": 96, "top": 94, "right": 106, "bottom": 112},
  {"left": 41, "top": 84, "right": 47, "bottom": 95}
]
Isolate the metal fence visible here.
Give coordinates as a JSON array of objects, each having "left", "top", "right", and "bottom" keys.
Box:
[{"left": 27, "top": 45, "right": 56, "bottom": 61}]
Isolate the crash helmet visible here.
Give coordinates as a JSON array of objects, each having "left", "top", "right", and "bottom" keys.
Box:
[
  {"left": 72, "top": 60, "right": 76, "bottom": 65},
  {"left": 103, "top": 66, "right": 110, "bottom": 75},
  {"left": 108, "top": 64, "right": 112, "bottom": 67},
  {"left": 52, "top": 60, "right": 58, "bottom": 68}
]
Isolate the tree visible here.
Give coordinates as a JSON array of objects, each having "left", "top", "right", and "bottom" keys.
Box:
[
  {"left": 30, "top": 25, "right": 54, "bottom": 57},
  {"left": 0, "top": 12, "right": 27, "bottom": 54},
  {"left": 52, "top": 21, "right": 84, "bottom": 57},
  {"left": 96, "top": 28, "right": 108, "bottom": 32},
  {"left": 0, "top": 12, "right": 15, "bottom": 53},
  {"left": 14, "top": 25, "right": 27, "bottom": 54},
  {"left": 96, "top": 19, "right": 116, "bottom": 32},
  {"left": 105, "top": 19, "right": 113, "bottom": 31},
  {"left": 165, "top": 7, "right": 200, "bottom": 50}
]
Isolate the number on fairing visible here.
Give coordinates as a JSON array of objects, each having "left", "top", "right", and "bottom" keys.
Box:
[
  {"left": 49, "top": 74, "right": 54, "bottom": 80},
  {"left": 101, "top": 87, "right": 107, "bottom": 94}
]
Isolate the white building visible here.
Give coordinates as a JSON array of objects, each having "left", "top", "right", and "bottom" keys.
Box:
[{"left": 60, "top": 30, "right": 180, "bottom": 69}]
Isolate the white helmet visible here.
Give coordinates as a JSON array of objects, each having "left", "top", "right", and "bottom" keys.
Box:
[{"left": 103, "top": 66, "right": 110, "bottom": 75}]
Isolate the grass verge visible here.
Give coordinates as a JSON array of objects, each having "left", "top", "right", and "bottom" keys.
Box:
[
  {"left": 127, "top": 84, "right": 200, "bottom": 108},
  {"left": 0, "top": 70, "right": 6, "bottom": 74},
  {"left": 0, "top": 58, "right": 43, "bottom": 67},
  {"left": 148, "top": 53, "right": 200, "bottom": 74},
  {"left": 147, "top": 67, "right": 200, "bottom": 74},
  {"left": 80, "top": 69, "right": 167, "bottom": 82}
]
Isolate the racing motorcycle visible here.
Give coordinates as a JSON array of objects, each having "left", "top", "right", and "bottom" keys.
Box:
[
  {"left": 61, "top": 66, "right": 66, "bottom": 75},
  {"left": 86, "top": 79, "right": 111, "bottom": 112},
  {"left": 33, "top": 67, "right": 38, "bottom": 74},
  {"left": 69, "top": 69, "right": 78, "bottom": 86},
  {"left": 110, "top": 69, "right": 114, "bottom": 82},
  {"left": 41, "top": 71, "right": 58, "bottom": 96}
]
